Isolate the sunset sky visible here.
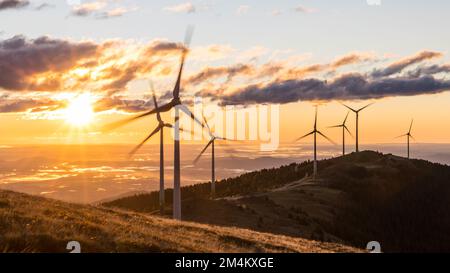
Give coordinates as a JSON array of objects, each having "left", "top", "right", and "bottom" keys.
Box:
[{"left": 1, "top": 0, "right": 450, "bottom": 146}]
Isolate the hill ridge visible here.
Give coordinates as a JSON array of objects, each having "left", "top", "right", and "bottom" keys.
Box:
[{"left": 0, "top": 189, "right": 360, "bottom": 253}]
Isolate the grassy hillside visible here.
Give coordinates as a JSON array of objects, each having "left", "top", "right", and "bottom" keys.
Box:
[
  {"left": 0, "top": 190, "right": 359, "bottom": 253},
  {"left": 105, "top": 151, "right": 450, "bottom": 252}
]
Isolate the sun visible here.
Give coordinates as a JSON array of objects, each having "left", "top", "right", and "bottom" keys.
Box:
[{"left": 64, "top": 93, "right": 95, "bottom": 127}]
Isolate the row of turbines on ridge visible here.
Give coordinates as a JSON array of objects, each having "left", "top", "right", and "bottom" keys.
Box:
[{"left": 105, "top": 29, "right": 416, "bottom": 221}]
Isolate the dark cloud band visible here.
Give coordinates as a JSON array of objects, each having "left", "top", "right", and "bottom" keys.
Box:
[
  {"left": 212, "top": 74, "right": 450, "bottom": 105},
  {"left": 0, "top": 0, "right": 29, "bottom": 11}
]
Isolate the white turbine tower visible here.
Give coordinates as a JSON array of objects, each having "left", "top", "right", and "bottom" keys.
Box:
[
  {"left": 341, "top": 103, "right": 373, "bottom": 152},
  {"left": 127, "top": 82, "right": 189, "bottom": 215},
  {"left": 329, "top": 111, "right": 353, "bottom": 156},
  {"left": 103, "top": 28, "right": 203, "bottom": 220},
  {"left": 296, "top": 106, "right": 335, "bottom": 179},
  {"left": 396, "top": 119, "right": 415, "bottom": 159}
]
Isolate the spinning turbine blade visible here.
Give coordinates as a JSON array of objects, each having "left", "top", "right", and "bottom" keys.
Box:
[
  {"left": 184, "top": 25, "right": 194, "bottom": 47},
  {"left": 395, "top": 133, "right": 408, "bottom": 139},
  {"left": 164, "top": 123, "right": 196, "bottom": 135},
  {"left": 341, "top": 103, "right": 357, "bottom": 113},
  {"left": 295, "top": 131, "right": 315, "bottom": 142},
  {"left": 129, "top": 125, "right": 162, "bottom": 157},
  {"left": 193, "top": 140, "right": 214, "bottom": 164},
  {"left": 150, "top": 81, "right": 162, "bottom": 123},
  {"left": 343, "top": 111, "right": 350, "bottom": 124},
  {"left": 344, "top": 125, "right": 354, "bottom": 137},
  {"left": 202, "top": 113, "right": 211, "bottom": 131},
  {"left": 317, "top": 131, "right": 337, "bottom": 145},
  {"left": 357, "top": 103, "right": 373, "bottom": 112},
  {"left": 409, "top": 119, "right": 414, "bottom": 134},
  {"left": 102, "top": 110, "right": 154, "bottom": 131},
  {"left": 314, "top": 107, "right": 318, "bottom": 129},
  {"left": 173, "top": 27, "right": 194, "bottom": 99},
  {"left": 173, "top": 52, "right": 186, "bottom": 99},
  {"left": 179, "top": 104, "right": 204, "bottom": 128}
]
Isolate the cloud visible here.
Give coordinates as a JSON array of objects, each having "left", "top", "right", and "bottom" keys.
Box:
[
  {"left": 93, "top": 97, "right": 152, "bottom": 113},
  {"left": 0, "top": 97, "right": 65, "bottom": 113},
  {"left": 71, "top": 1, "right": 106, "bottom": 17},
  {"left": 236, "top": 5, "right": 249, "bottom": 15},
  {"left": 0, "top": 35, "right": 186, "bottom": 94},
  {"left": 35, "top": 3, "right": 53, "bottom": 10},
  {"left": 188, "top": 64, "right": 254, "bottom": 85},
  {"left": 408, "top": 64, "right": 450, "bottom": 77},
  {"left": 283, "top": 52, "right": 374, "bottom": 79},
  {"left": 331, "top": 53, "right": 374, "bottom": 68},
  {"left": 97, "top": 7, "right": 134, "bottom": 19},
  {"left": 164, "top": 2, "right": 195, "bottom": 14},
  {"left": 70, "top": 1, "right": 134, "bottom": 19},
  {"left": 2, "top": 35, "right": 448, "bottom": 112},
  {"left": 372, "top": 51, "right": 442, "bottom": 77},
  {"left": 271, "top": 9, "right": 282, "bottom": 16},
  {"left": 0, "top": 0, "right": 29, "bottom": 10},
  {"left": 212, "top": 74, "right": 450, "bottom": 105},
  {"left": 0, "top": 35, "right": 99, "bottom": 91},
  {"left": 294, "top": 5, "right": 316, "bottom": 13}
]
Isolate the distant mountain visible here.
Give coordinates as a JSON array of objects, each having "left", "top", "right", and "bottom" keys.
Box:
[
  {"left": 104, "top": 151, "right": 450, "bottom": 252},
  {"left": 0, "top": 190, "right": 358, "bottom": 253}
]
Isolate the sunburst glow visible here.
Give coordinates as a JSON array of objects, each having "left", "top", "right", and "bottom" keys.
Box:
[{"left": 64, "top": 93, "right": 95, "bottom": 127}]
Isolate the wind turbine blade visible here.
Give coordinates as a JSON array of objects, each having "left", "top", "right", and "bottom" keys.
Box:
[
  {"left": 173, "top": 52, "right": 186, "bottom": 99},
  {"left": 344, "top": 125, "right": 354, "bottom": 137},
  {"left": 340, "top": 103, "right": 356, "bottom": 113},
  {"left": 172, "top": 27, "right": 194, "bottom": 99},
  {"left": 149, "top": 81, "right": 162, "bottom": 123},
  {"left": 184, "top": 25, "right": 194, "bottom": 47},
  {"left": 102, "top": 110, "right": 154, "bottom": 131},
  {"left": 128, "top": 125, "right": 162, "bottom": 157},
  {"left": 193, "top": 139, "right": 213, "bottom": 164},
  {"left": 357, "top": 103, "right": 373, "bottom": 112},
  {"left": 164, "top": 123, "right": 201, "bottom": 139},
  {"left": 164, "top": 123, "right": 187, "bottom": 132},
  {"left": 179, "top": 104, "right": 204, "bottom": 128},
  {"left": 314, "top": 107, "right": 318, "bottom": 129},
  {"left": 408, "top": 119, "right": 414, "bottom": 134},
  {"left": 153, "top": 100, "right": 177, "bottom": 114},
  {"left": 343, "top": 111, "right": 350, "bottom": 124},
  {"left": 328, "top": 125, "right": 343, "bottom": 128},
  {"left": 317, "top": 131, "right": 337, "bottom": 145},
  {"left": 215, "top": 136, "right": 231, "bottom": 141},
  {"left": 409, "top": 134, "right": 416, "bottom": 141},
  {"left": 202, "top": 113, "right": 211, "bottom": 131},
  {"left": 294, "top": 131, "right": 314, "bottom": 142},
  {"left": 395, "top": 133, "right": 407, "bottom": 139}
]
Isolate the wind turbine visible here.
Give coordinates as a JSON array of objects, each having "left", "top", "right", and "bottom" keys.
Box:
[
  {"left": 103, "top": 28, "right": 203, "bottom": 220},
  {"left": 295, "top": 106, "right": 335, "bottom": 179},
  {"left": 329, "top": 111, "right": 353, "bottom": 156},
  {"left": 193, "top": 114, "right": 228, "bottom": 198},
  {"left": 127, "top": 82, "right": 174, "bottom": 215},
  {"left": 341, "top": 103, "right": 373, "bottom": 152},
  {"left": 396, "top": 119, "right": 415, "bottom": 159}
]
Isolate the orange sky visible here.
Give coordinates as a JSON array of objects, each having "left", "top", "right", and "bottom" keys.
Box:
[{"left": 2, "top": 91, "right": 450, "bottom": 146}]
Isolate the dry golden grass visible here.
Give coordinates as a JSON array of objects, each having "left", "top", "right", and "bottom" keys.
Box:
[{"left": 0, "top": 190, "right": 360, "bottom": 253}]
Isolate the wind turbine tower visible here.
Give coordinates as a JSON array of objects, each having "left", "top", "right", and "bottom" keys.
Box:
[
  {"left": 342, "top": 103, "right": 373, "bottom": 152},
  {"left": 396, "top": 119, "right": 415, "bottom": 159},
  {"left": 296, "top": 106, "right": 335, "bottom": 179},
  {"left": 329, "top": 111, "right": 353, "bottom": 155}
]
